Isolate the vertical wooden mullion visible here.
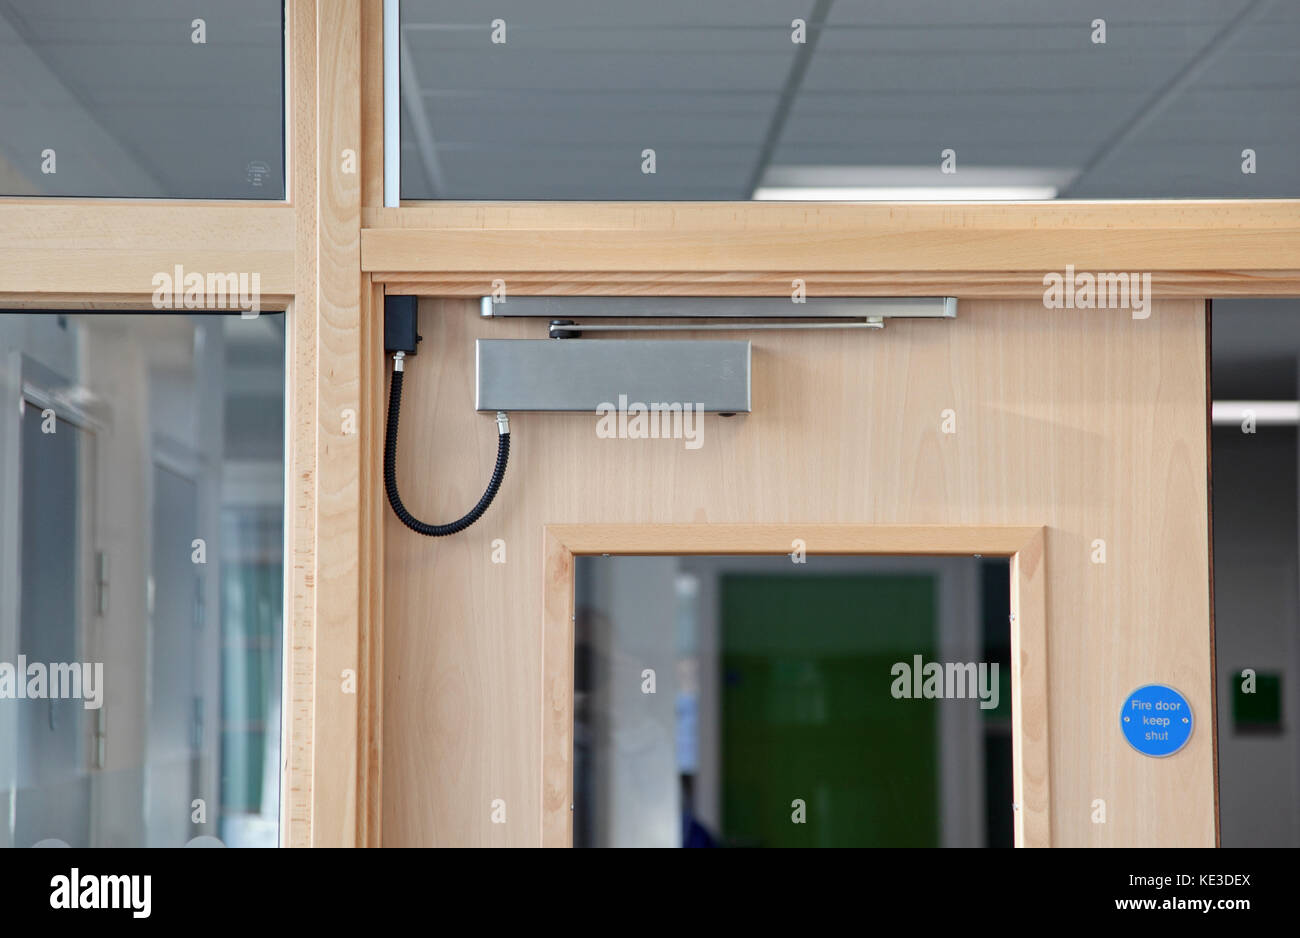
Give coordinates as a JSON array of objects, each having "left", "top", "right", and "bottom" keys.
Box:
[
  {"left": 358, "top": 276, "right": 386, "bottom": 846},
  {"left": 358, "top": 0, "right": 387, "bottom": 848},
  {"left": 285, "top": 0, "right": 366, "bottom": 848},
  {"left": 314, "top": 0, "right": 364, "bottom": 847},
  {"left": 284, "top": 0, "right": 318, "bottom": 850},
  {"left": 361, "top": 0, "right": 386, "bottom": 213}
]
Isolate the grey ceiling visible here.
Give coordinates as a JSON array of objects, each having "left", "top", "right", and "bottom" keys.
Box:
[
  {"left": 400, "top": 0, "right": 1300, "bottom": 199},
  {"left": 1214, "top": 298, "right": 1300, "bottom": 398},
  {"left": 0, "top": 0, "right": 283, "bottom": 198},
  {"left": 0, "top": 2, "right": 1293, "bottom": 201}
]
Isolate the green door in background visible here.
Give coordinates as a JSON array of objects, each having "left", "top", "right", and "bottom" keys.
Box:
[{"left": 721, "top": 574, "right": 939, "bottom": 847}]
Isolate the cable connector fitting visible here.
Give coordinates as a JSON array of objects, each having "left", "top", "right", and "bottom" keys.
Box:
[
  {"left": 496, "top": 411, "right": 510, "bottom": 435},
  {"left": 384, "top": 295, "right": 421, "bottom": 355},
  {"left": 392, "top": 350, "right": 405, "bottom": 372}
]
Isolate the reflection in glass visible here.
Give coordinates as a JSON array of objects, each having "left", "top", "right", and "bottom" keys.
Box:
[
  {"left": 0, "top": 311, "right": 285, "bottom": 847},
  {"left": 0, "top": 1, "right": 285, "bottom": 198},
  {"left": 574, "top": 554, "right": 1013, "bottom": 847},
  {"left": 400, "top": 1, "right": 1300, "bottom": 200}
]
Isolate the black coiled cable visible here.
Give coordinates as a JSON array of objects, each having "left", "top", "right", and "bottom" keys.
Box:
[{"left": 384, "top": 358, "right": 509, "bottom": 536}]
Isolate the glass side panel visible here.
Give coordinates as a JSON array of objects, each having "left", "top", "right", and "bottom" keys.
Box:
[{"left": 0, "top": 311, "right": 286, "bottom": 847}]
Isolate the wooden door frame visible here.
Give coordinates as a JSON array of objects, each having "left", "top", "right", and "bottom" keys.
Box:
[
  {"left": 542, "top": 523, "right": 1049, "bottom": 847},
  {"left": 363, "top": 200, "right": 1300, "bottom": 300}
]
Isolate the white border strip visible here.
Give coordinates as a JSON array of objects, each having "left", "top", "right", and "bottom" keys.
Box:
[{"left": 383, "top": 0, "right": 400, "bottom": 207}]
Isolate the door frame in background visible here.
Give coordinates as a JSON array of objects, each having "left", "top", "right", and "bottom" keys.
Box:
[
  {"left": 0, "top": 354, "right": 101, "bottom": 848},
  {"left": 542, "top": 523, "right": 1049, "bottom": 847}
]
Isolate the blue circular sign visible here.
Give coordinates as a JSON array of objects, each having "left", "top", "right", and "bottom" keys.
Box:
[{"left": 1121, "top": 684, "right": 1193, "bottom": 757}]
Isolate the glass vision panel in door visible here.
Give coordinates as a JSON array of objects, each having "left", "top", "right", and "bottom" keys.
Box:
[
  {"left": 573, "top": 554, "right": 1014, "bottom": 847},
  {"left": 0, "top": 311, "right": 285, "bottom": 847},
  {"left": 0, "top": 0, "right": 285, "bottom": 198},
  {"left": 400, "top": 1, "right": 1300, "bottom": 200}
]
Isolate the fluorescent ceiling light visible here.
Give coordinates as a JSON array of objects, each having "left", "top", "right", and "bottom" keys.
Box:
[
  {"left": 754, "top": 165, "right": 1075, "bottom": 201},
  {"left": 754, "top": 185, "right": 1059, "bottom": 201},
  {"left": 1211, "top": 401, "right": 1300, "bottom": 426}
]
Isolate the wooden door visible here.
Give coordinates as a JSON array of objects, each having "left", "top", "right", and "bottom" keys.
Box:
[{"left": 381, "top": 296, "right": 1214, "bottom": 847}]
